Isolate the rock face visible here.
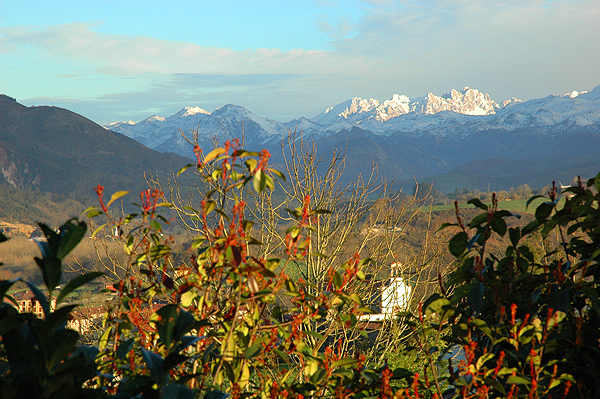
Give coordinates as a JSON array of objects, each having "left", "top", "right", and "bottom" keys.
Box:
[
  {"left": 313, "top": 87, "right": 503, "bottom": 124},
  {"left": 374, "top": 94, "right": 411, "bottom": 122},
  {"left": 413, "top": 88, "right": 499, "bottom": 116},
  {"left": 0, "top": 146, "right": 41, "bottom": 190}
]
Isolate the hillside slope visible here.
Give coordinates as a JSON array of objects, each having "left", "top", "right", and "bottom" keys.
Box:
[{"left": 0, "top": 95, "right": 192, "bottom": 198}]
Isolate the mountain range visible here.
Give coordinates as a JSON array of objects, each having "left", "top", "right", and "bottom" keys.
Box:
[{"left": 105, "top": 86, "right": 600, "bottom": 191}]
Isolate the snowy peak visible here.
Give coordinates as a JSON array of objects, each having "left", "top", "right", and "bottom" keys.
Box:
[
  {"left": 142, "top": 115, "right": 166, "bottom": 123},
  {"left": 502, "top": 97, "right": 523, "bottom": 107},
  {"left": 316, "top": 87, "right": 503, "bottom": 124},
  {"left": 171, "top": 106, "right": 210, "bottom": 118},
  {"left": 375, "top": 94, "right": 411, "bottom": 122},
  {"left": 104, "top": 84, "right": 600, "bottom": 159},
  {"left": 565, "top": 90, "right": 588, "bottom": 99},
  {"left": 104, "top": 120, "right": 135, "bottom": 129},
  {"left": 414, "top": 87, "right": 499, "bottom": 116},
  {"left": 212, "top": 103, "right": 250, "bottom": 116},
  {"left": 339, "top": 97, "right": 380, "bottom": 119}
]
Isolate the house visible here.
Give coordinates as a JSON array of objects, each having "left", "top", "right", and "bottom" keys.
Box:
[{"left": 11, "top": 290, "right": 45, "bottom": 319}]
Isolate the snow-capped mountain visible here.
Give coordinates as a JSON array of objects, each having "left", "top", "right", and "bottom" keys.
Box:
[
  {"left": 105, "top": 85, "right": 600, "bottom": 158},
  {"left": 107, "top": 104, "right": 291, "bottom": 156},
  {"left": 312, "top": 87, "right": 502, "bottom": 125}
]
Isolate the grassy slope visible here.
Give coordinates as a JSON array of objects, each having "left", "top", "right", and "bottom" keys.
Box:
[{"left": 428, "top": 197, "right": 565, "bottom": 214}]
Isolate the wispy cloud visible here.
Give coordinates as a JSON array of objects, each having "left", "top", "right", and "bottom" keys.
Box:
[
  {"left": 324, "top": 0, "right": 600, "bottom": 98},
  {"left": 0, "top": 23, "right": 359, "bottom": 76},
  {"left": 2, "top": 0, "right": 599, "bottom": 123}
]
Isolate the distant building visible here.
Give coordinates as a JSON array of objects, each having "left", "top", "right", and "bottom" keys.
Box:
[
  {"left": 11, "top": 290, "right": 45, "bottom": 319},
  {"left": 359, "top": 262, "right": 412, "bottom": 323},
  {"left": 68, "top": 306, "right": 106, "bottom": 335}
]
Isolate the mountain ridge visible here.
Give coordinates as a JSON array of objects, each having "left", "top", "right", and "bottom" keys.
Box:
[
  {"left": 105, "top": 85, "right": 600, "bottom": 155},
  {"left": 0, "top": 94, "right": 192, "bottom": 198}
]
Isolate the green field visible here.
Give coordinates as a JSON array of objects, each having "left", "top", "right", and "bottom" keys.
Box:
[{"left": 429, "top": 197, "right": 564, "bottom": 214}]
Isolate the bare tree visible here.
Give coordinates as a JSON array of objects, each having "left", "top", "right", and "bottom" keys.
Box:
[{"left": 164, "top": 129, "right": 450, "bottom": 364}]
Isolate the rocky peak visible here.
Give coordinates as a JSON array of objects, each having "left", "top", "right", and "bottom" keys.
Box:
[
  {"left": 415, "top": 88, "right": 499, "bottom": 116},
  {"left": 338, "top": 97, "right": 380, "bottom": 119},
  {"left": 501, "top": 97, "right": 523, "bottom": 107},
  {"left": 375, "top": 94, "right": 411, "bottom": 121}
]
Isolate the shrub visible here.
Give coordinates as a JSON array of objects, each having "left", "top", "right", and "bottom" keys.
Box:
[
  {"left": 2, "top": 140, "right": 600, "bottom": 398},
  {"left": 402, "top": 176, "right": 600, "bottom": 398}
]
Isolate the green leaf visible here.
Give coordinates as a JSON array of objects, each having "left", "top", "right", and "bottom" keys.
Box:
[
  {"left": 204, "top": 147, "right": 226, "bottom": 163},
  {"left": 98, "top": 325, "right": 113, "bottom": 350},
  {"left": 253, "top": 169, "right": 265, "bottom": 193},
  {"left": 468, "top": 213, "right": 489, "bottom": 228},
  {"left": 270, "top": 169, "right": 286, "bottom": 180},
  {"left": 177, "top": 163, "right": 195, "bottom": 176},
  {"left": 535, "top": 202, "right": 554, "bottom": 221},
  {"left": 204, "top": 390, "right": 230, "bottom": 399},
  {"left": 163, "top": 383, "right": 196, "bottom": 399},
  {"left": 232, "top": 150, "right": 259, "bottom": 158},
  {"left": 476, "top": 353, "right": 495, "bottom": 370},
  {"left": 106, "top": 190, "right": 129, "bottom": 208},
  {"left": 244, "top": 344, "right": 263, "bottom": 359},
  {"left": 181, "top": 290, "right": 197, "bottom": 307},
  {"left": 163, "top": 353, "right": 189, "bottom": 372},
  {"left": 472, "top": 318, "right": 492, "bottom": 338},
  {"left": 490, "top": 216, "right": 507, "bottom": 237},
  {"left": 273, "top": 347, "right": 291, "bottom": 364},
  {"left": 467, "top": 282, "right": 485, "bottom": 314},
  {"left": 521, "top": 219, "right": 541, "bottom": 236},
  {"left": 204, "top": 200, "right": 217, "bottom": 215},
  {"left": 155, "top": 304, "right": 179, "bottom": 349},
  {"left": 467, "top": 198, "right": 488, "bottom": 211},
  {"left": 506, "top": 375, "right": 530, "bottom": 385},
  {"left": 331, "top": 358, "right": 358, "bottom": 368},
  {"left": 0, "top": 279, "right": 18, "bottom": 301},
  {"left": 508, "top": 227, "right": 520, "bottom": 247},
  {"left": 482, "top": 377, "right": 506, "bottom": 395},
  {"left": 24, "top": 281, "right": 49, "bottom": 317},
  {"left": 141, "top": 347, "right": 164, "bottom": 384},
  {"left": 83, "top": 206, "right": 103, "bottom": 218},
  {"left": 594, "top": 171, "right": 600, "bottom": 193},
  {"left": 90, "top": 224, "right": 107, "bottom": 239},
  {"left": 425, "top": 297, "right": 451, "bottom": 316},
  {"left": 332, "top": 271, "right": 342, "bottom": 289},
  {"left": 56, "top": 271, "right": 103, "bottom": 305},
  {"left": 34, "top": 256, "right": 62, "bottom": 294},
  {"left": 245, "top": 158, "right": 258, "bottom": 172},
  {"left": 116, "top": 338, "right": 135, "bottom": 360},
  {"left": 526, "top": 195, "right": 545, "bottom": 209},
  {"left": 349, "top": 293, "right": 364, "bottom": 306},
  {"left": 437, "top": 222, "right": 457, "bottom": 232},
  {"left": 449, "top": 231, "right": 468, "bottom": 256},
  {"left": 56, "top": 219, "right": 87, "bottom": 260}
]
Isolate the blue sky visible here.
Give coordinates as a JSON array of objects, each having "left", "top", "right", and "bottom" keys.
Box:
[{"left": 1, "top": 0, "right": 599, "bottom": 124}]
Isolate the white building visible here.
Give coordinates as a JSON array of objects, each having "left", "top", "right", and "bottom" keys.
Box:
[{"left": 360, "top": 263, "right": 412, "bottom": 322}]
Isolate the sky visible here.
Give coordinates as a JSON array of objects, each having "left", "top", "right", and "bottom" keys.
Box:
[{"left": 1, "top": 0, "right": 599, "bottom": 124}]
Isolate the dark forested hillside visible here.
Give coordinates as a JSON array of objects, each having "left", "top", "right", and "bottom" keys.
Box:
[{"left": 0, "top": 95, "right": 192, "bottom": 198}]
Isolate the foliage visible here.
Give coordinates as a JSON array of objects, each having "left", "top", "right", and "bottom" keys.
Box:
[
  {"left": 0, "top": 219, "right": 103, "bottom": 398},
  {"left": 83, "top": 140, "right": 404, "bottom": 398},
  {"left": 2, "top": 134, "right": 600, "bottom": 399},
  {"left": 163, "top": 132, "right": 447, "bottom": 367},
  {"left": 402, "top": 176, "right": 600, "bottom": 398}
]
